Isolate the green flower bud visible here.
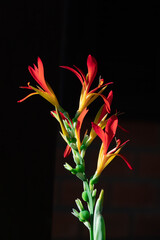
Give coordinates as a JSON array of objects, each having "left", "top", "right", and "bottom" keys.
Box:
[
  {"left": 82, "top": 191, "right": 89, "bottom": 202},
  {"left": 75, "top": 164, "right": 85, "bottom": 173},
  {"left": 79, "top": 210, "right": 90, "bottom": 222}
]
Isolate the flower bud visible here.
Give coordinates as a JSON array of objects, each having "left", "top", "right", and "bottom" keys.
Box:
[
  {"left": 82, "top": 191, "right": 89, "bottom": 202},
  {"left": 75, "top": 164, "right": 85, "bottom": 173},
  {"left": 79, "top": 210, "right": 90, "bottom": 222}
]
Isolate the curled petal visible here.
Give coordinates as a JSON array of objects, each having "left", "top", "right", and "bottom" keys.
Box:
[
  {"left": 118, "top": 124, "right": 129, "bottom": 133},
  {"left": 89, "top": 82, "right": 113, "bottom": 95},
  {"left": 73, "top": 65, "right": 87, "bottom": 87},
  {"left": 17, "top": 92, "right": 38, "bottom": 103},
  {"left": 117, "top": 154, "right": 133, "bottom": 170},
  {"left": 60, "top": 66, "right": 85, "bottom": 89}
]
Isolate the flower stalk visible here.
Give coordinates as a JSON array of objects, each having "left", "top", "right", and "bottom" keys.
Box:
[{"left": 18, "top": 55, "right": 132, "bottom": 240}]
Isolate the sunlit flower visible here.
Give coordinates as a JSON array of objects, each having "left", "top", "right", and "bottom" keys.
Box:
[
  {"left": 87, "top": 90, "right": 113, "bottom": 145},
  {"left": 60, "top": 55, "right": 112, "bottom": 118},
  {"left": 91, "top": 115, "right": 132, "bottom": 178},
  {"left": 18, "top": 57, "right": 60, "bottom": 108}
]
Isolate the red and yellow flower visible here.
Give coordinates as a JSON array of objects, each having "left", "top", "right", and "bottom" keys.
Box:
[
  {"left": 91, "top": 115, "right": 132, "bottom": 179},
  {"left": 60, "top": 55, "right": 112, "bottom": 118},
  {"left": 18, "top": 57, "right": 60, "bottom": 108}
]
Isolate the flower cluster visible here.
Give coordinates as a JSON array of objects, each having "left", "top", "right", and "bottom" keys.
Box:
[{"left": 18, "top": 55, "right": 132, "bottom": 240}]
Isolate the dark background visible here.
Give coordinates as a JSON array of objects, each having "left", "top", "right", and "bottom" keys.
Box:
[{"left": 1, "top": 1, "right": 160, "bottom": 240}]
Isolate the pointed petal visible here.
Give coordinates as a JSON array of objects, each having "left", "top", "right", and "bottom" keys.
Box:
[
  {"left": 96, "top": 90, "right": 113, "bottom": 123},
  {"left": 118, "top": 124, "right": 129, "bottom": 133},
  {"left": 64, "top": 145, "right": 72, "bottom": 158},
  {"left": 28, "top": 65, "right": 39, "bottom": 83},
  {"left": 87, "top": 55, "right": 97, "bottom": 90},
  {"left": 76, "top": 108, "right": 89, "bottom": 133},
  {"left": 99, "top": 94, "right": 111, "bottom": 113},
  {"left": 104, "top": 115, "right": 118, "bottom": 154},
  {"left": 107, "top": 90, "right": 113, "bottom": 106},
  {"left": 91, "top": 122, "right": 106, "bottom": 145},
  {"left": 119, "top": 139, "right": 130, "bottom": 148},
  {"left": 37, "top": 57, "right": 44, "bottom": 77},
  {"left": 73, "top": 65, "right": 87, "bottom": 87},
  {"left": 19, "top": 83, "right": 33, "bottom": 90},
  {"left": 60, "top": 66, "right": 84, "bottom": 88},
  {"left": 28, "top": 58, "right": 50, "bottom": 94},
  {"left": 117, "top": 154, "right": 133, "bottom": 170},
  {"left": 17, "top": 92, "right": 38, "bottom": 103},
  {"left": 75, "top": 108, "right": 89, "bottom": 153},
  {"left": 89, "top": 83, "right": 106, "bottom": 95}
]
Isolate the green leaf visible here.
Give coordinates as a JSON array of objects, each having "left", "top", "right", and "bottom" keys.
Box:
[
  {"left": 94, "top": 214, "right": 106, "bottom": 240},
  {"left": 93, "top": 190, "right": 106, "bottom": 240}
]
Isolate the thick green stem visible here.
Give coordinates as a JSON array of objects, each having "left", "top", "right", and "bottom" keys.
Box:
[{"left": 84, "top": 181, "right": 94, "bottom": 240}]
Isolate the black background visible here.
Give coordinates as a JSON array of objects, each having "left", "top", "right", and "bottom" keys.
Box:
[{"left": 1, "top": 1, "right": 160, "bottom": 240}]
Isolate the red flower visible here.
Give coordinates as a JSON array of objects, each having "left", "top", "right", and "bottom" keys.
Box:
[
  {"left": 91, "top": 115, "right": 132, "bottom": 177},
  {"left": 60, "top": 55, "right": 112, "bottom": 116},
  {"left": 18, "top": 57, "right": 59, "bottom": 108}
]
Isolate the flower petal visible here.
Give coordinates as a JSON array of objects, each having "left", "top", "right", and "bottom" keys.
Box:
[
  {"left": 99, "top": 94, "right": 111, "bottom": 113},
  {"left": 104, "top": 115, "right": 118, "bottom": 153},
  {"left": 73, "top": 65, "right": 87, "bottom": 87},
  {"left": 106, "top": 90, "right": 113, "bottom": 106},
  {"left": 89, "top": 82, "right": 113, "bottom": 95},
  {"left": 87, "top": 55, "right": 97, "bottom": 90},
  {"left": 60, "top": 66, "right": 84, "bottom": 88},
  {"left": 28, "top": 57, "right": 51, "bottom": 94},
  {"left": 75, "top": 108, "right": 89, "bottom": 153},
  {"left": 64, "top": 145, "right": 72, "bottom": 158},
  {"left": 91, "top": 122, "right": 106, "bottom": 145},
  {"left": 117, "top": 154, "right": 133, "bottom": 170},
  {"left": 96, "top": 91, "right": 113, "bottom": 123},
  {"left": 17, "top": 92, "right": 38, "bottom": 103},
  {"left": 76, "top": 108, "right": 89, "bottom": 134},
  {"left": 118, "top": 124, "right": 129, "bottom": 133}
]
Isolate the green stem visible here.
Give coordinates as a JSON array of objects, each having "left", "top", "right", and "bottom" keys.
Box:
[{"left": 84, "top": 181, "right": 94, "bottom": 240}]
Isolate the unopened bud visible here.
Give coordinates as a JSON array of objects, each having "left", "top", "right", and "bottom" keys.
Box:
[
  {"left": 82, "top": 191, "right": 89, "bottom": 202},
  {"left": 79, "top": 210, "right": 90, "bottom": 222}
]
